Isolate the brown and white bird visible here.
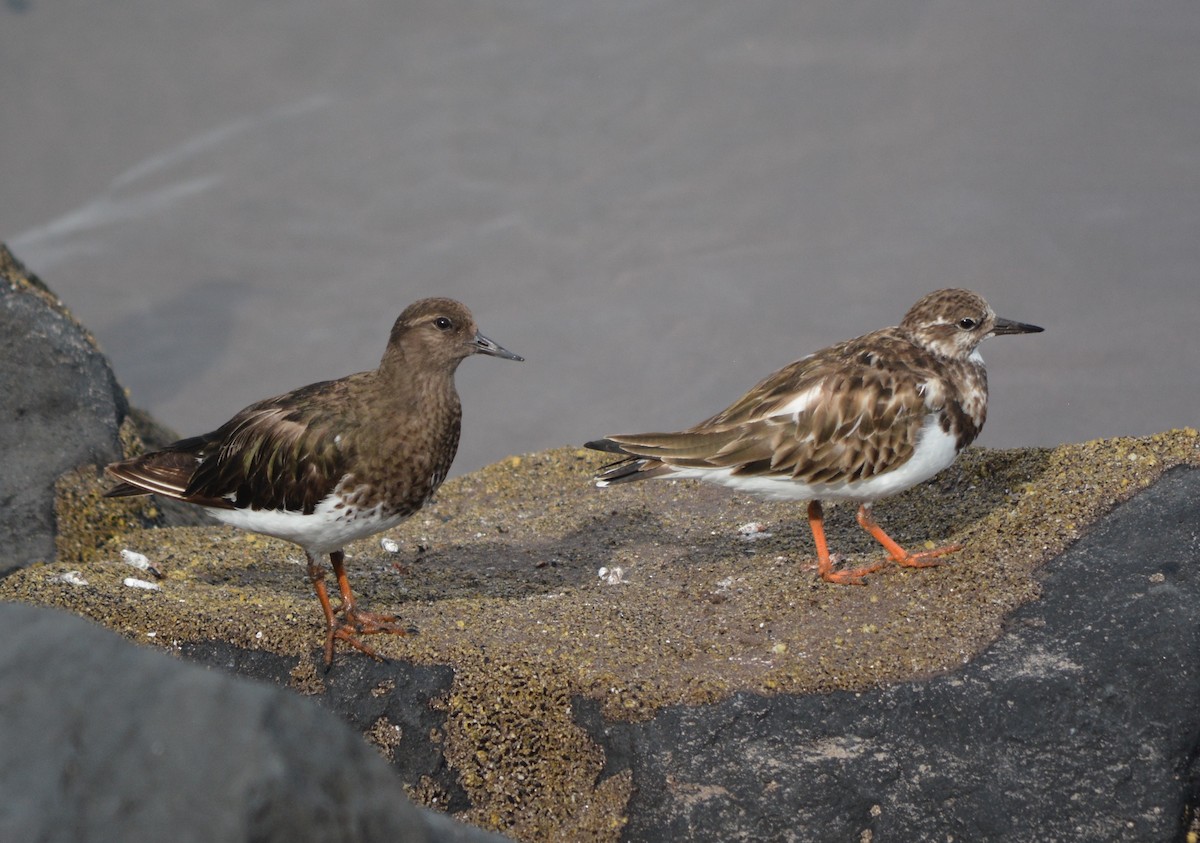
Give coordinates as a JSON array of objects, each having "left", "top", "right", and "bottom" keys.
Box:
[
  {"left": 587, "top": 288, "right": 1041, "bottom": 584},
  {"left": 105, "top": 298, "right": 523, "bottom": 663}
]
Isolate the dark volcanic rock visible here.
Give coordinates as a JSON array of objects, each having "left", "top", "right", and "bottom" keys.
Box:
[
  {"left": 0, "top": 601, "right": 510, "bottom": 843},
  {"left": 0, "top": 246, "right": 128, "bottom": 572},
  {"left": 577, "top": 466, "right": 1200, "bottom": 842},
  {"left": 179, "top": 639, "right": 473, "bottom": 814}
]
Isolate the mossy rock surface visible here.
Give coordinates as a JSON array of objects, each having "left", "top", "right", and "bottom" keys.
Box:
[{"left": 4, "top": 429, "right": 1198, "bottom": 840}]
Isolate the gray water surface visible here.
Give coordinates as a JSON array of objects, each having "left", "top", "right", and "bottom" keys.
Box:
[{"left": 3, "top": 1, "right": 1197, "bottom": 475}]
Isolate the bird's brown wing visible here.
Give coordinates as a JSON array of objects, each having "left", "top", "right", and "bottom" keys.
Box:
[
  {"left": 104, "top": 435, "right": 225, "bottom": 505},
  {"left": 592, "top": 330, "right": 936, "bottom": 486},
  {"left": 188, "top": 389, "right": 353, "bottom": 514},
  {"left": 105, "top": 380, "right": 353, "bottom": 514}
]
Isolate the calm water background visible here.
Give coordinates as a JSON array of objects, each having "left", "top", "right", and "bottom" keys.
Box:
[{"left": 3, "top": 1, "right": 1197, "bottom": 475}]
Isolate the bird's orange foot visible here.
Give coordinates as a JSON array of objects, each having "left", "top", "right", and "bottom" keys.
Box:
[
  {"left": 893, "top": 542, "right": 963, "bottom": 569},
  {"left": 344, "top": 607, "right": 415, "bottom": 636},
  {"left": 323, "top": 608, "right": 417, "bottom": 666},
  {"left": 819, "top": 560, "right": 887, "bottom": 586}
]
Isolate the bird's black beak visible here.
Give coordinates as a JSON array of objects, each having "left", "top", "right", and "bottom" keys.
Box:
[
  {"left": 991, "top": 317, "right": 1044, "bottom": 336},
  {"left": 472, "top": 331, "right": 524, "bottom": 361}
]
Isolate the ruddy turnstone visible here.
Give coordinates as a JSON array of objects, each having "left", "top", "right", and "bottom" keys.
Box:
[
  {"left": 105, "top": 297, "right": 523, "bottom": 663},
  {"left": 587, "top": 288, "right": 1041, "bottom": 584}
]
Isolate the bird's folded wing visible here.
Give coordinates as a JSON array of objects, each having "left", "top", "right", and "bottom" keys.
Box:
[
  {"left": 185, "top": 404, "right": 348, "bottom": 514},
  {"left": 607, "top": 366, "right": 929, "bottom": 485}
]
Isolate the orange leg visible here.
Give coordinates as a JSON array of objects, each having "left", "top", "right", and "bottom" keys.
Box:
[
  {"left": 808, "top": 501, "right": 886, "bottom": 585},
  {"left": 306, "top": 554, "right": 337, "bottom": 631},
  {"left": 308, "top": 550, "right": 413, "bottom": 666},
  {"left": 855, "top": 504, "right": 961, "bottom": 569}
]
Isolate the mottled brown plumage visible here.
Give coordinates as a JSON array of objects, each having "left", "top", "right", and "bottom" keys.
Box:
[
  {"left": 105, "top": 297, "right": 522, "bottom": 664},
  {"left": 587, "top": 289, "right": 1041, "bottom": 584}
]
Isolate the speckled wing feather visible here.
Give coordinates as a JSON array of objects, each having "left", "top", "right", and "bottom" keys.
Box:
[
  {"left": 184, "top": 380, "right": 353, "bottom": 514},
  {"left": 597, "top": 328, "right": 952, "bottom": 485},
  {"left": 106, "top": 379, "right": 355, "bottom": 514}
]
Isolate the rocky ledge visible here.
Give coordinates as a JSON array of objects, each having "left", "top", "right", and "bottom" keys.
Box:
[{"left": 2, "top": 246, "right": 1199, "bottom": 841}]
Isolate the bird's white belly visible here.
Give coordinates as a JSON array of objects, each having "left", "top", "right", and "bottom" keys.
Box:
[
  {"left": 205, "top": 493, "right": 408, "bottom": 556},
  {"left": 670, "top": 415, "right": 961, "bottom": 502}
]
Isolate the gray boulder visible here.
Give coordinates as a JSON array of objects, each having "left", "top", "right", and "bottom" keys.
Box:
[
  {"left": 0, "top": 245, "right": 127, "bottom": 573},
  {"left": 0, "top": 600, "right": 510, "bottom": 843}
]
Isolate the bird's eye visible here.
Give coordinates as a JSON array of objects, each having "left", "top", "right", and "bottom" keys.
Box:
[
  {"left": 433, "top": 317, "right": 453, "bottom": 331},
  {"left": 958, "top": 317, "right": 978, "bottom": 330}
]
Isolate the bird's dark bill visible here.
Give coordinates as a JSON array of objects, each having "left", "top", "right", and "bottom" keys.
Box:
[
  {"left": 991, "top": 317, "right": 1044, "bottom": 335},
  {"left": 473, "top": 332, "right": 524, "bottom": 361}
]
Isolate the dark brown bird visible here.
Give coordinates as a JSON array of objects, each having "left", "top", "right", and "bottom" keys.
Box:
[
  {"left": 587, "top": 289, "right": 1041, "bottom": 584},
  {"left": 105, "top": 297, "right": 522, "bottom": 664}
]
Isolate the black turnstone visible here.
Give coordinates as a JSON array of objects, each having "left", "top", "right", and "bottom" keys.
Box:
[
  {"left": 587, "top": 288, "right": 1042, "bottom": 584},
  {"left": 105, "top": 297, "right": 523, "bottom": 663}
]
